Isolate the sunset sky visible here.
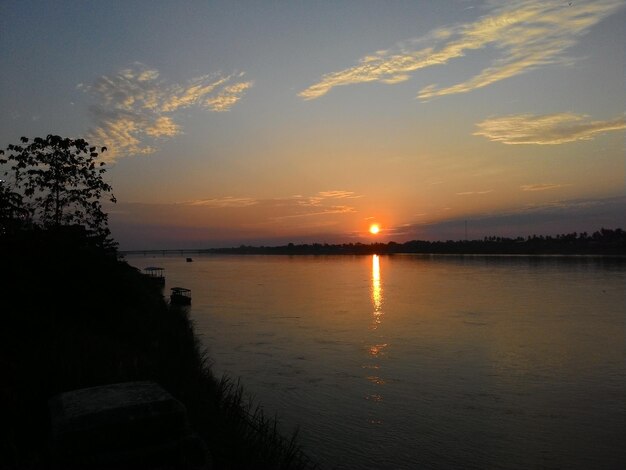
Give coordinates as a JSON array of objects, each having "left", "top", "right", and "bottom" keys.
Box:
[{"left": 1, "top": 0, "right": 625, "bottom": 249}]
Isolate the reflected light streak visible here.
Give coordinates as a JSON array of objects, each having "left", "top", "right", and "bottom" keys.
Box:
[
  {"left": 371, "top": 254, "right": 383, "bottom": 329},
  {"left": 367, "top": 256, "right": 387, "bottom": 403},
  {"left": 367, "top": 376, "right": 386, "bottom": 385},
  {"left": 369, "top": 343, "right": 388, "bottom": 356}
]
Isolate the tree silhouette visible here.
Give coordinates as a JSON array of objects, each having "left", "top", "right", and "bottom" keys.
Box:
[
  {"left": 0, "top": 180, "right": 27, "bottom": 235},
  {"left": 0, "top": 135, "right": 116, "bottom": 241}
]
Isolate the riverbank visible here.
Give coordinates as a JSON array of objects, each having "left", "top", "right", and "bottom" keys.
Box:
[{"left": 0, "top": 228, "right": 314, "bottom": 468}]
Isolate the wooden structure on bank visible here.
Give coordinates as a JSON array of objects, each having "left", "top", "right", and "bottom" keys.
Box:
[{"left": 143, "top": 267, "right": 165, "bottom": 286}]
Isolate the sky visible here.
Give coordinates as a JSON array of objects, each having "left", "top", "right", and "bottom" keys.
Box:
[{"left": 1, "top": 0, "right": 625, "bottom": 249}]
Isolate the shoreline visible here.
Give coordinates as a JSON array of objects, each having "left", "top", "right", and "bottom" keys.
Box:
[
  {"left": 119, "top": 228, "right": 626, "bottom": 257},
  {"left": 123, "top": 250, "right": 626, "bottom": 258},
  {"left": 1, "top": 230, "right": 315, "bottom": 468}
]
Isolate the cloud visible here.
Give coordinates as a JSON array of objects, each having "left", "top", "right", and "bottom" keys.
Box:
[
  {"left": 299, "top": 0, "right": 623, "bottom": 100},
  {"left": 293, "top": 190, "right": 363, "bottom": 208},
  {"left": 269, "top": 204, "right": 355, "bottom": 221},
  {"left": 456, "top": 190, "right": 494, "bottom": 196},
  {"left": 317, "top": 190, "right": 361, "bottom": 199},
  {"left": 474, "top": 113, "right": 626, "bottom": 144},
  {"left": 521, "top": 183, "right": 570, "bottom": 192},
  {"left": 81, "top": 64, "right": 253, "bottom": 160},
  {"left": 160, "top": 74, "right": 231, "bottom": 112},
  {"left": 204, "top": 80, "right": 254, "bottom": 112},
  {"left": 145, "top": 116, "right": 181, "bottom": 137},
  {"left": 179, "top": 190, "right": 362, "bottom": 220},
  {"left": 184, "top": 197, "right": 259, "bottom": 208}
]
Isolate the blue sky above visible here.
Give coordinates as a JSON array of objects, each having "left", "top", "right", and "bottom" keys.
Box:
[{"left": 1, "top": 0, "right": 625, "bottom": 249}]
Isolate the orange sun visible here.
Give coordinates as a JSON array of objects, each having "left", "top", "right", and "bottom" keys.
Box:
[{"left": 369, "top": 224, "right": 380, "bottom": 235}]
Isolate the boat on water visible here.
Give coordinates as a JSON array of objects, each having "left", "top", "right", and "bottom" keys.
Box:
[
  {"left": 186, "top": 257, "right": 193, "bottom": 262},
  {"left": 170, "top": 287, "right": 191, "bottom": 305}
]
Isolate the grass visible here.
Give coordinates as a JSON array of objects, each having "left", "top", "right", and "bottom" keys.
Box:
[{"left": 0, "top": 228, "right": 316, "bottom": 469}]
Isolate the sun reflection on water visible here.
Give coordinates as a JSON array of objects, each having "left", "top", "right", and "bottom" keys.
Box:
[
  {"left": 366, "top": 255, "right": 387, "bottom": 414},
  {"left": 369, "top": 343, "right": 388, "bottom": 357},
  {"left": 371, "top": 254, "right": 383, "bottom": 329}
]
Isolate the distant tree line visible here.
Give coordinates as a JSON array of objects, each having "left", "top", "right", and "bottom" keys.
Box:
[{"left": 198, "top": 228, "right": 626, "bottom": 256}]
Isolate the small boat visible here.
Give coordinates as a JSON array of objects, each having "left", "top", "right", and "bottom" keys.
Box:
[
  {"left": 186, "top": 257, "right": 193, "bottom": 263},
  {"left": 170, "top": 287, "right": 191, "bottom": 305},
  {"left": 144, "top": 266, "right": 165, "bottom": 286}
]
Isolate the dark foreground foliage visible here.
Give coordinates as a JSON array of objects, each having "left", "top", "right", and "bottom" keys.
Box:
[{"left": 0, "top": 228, "right": 315, "bottom": 469}]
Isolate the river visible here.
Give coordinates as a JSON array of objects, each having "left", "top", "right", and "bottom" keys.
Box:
[{"left": 127, "top": 254, "right": 625, "bottom": 469}]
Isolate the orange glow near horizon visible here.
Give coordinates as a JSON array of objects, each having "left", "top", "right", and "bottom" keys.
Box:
[{"left": 369, "top": 224, "right": 380, "bottom": 235}]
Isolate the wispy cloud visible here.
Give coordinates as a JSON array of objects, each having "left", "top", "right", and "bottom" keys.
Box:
[
  {"left": 180, "top": 190, "right": 362, "bottom": 220},
  {"left": 204, "top": 81, "right": 255, "bottom": 112},
  {"left": 289, "top": 190, "right": 363, "bottom": 212},
  {"left": 474, "top": 113, "right": 626, "bottom": 144},
  {"left": 299, "top": 0, "right": 623, "bottom": 100},
  {"left": 80, "top": 64, "right": 253, "bottom": 160},
  {"left": 269, "top": 205, "right": 356, "bottom": 221},
  {"left": 521, "top": 183, "right": 570, "bottom": 192},
  {"left": 184, "top": 197, "right": 259, "bottom": 208},
  {"left": 292, "top": 190, "right": 363, "bottom": 208},
  {"left": 317, "top": 190, "right": 361, "bottom": 199},
  {"left": 457, "top": 190, "right": 494, "bottom": 196}
]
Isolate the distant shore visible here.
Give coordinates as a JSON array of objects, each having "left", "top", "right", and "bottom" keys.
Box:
[{"left": 121, "top": 228, "right": 626, "bottom": 257}]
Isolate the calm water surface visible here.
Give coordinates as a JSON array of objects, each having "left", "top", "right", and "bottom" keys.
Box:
[{"left": 128, "top": 254, "right": 625, "bottom": 469}]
